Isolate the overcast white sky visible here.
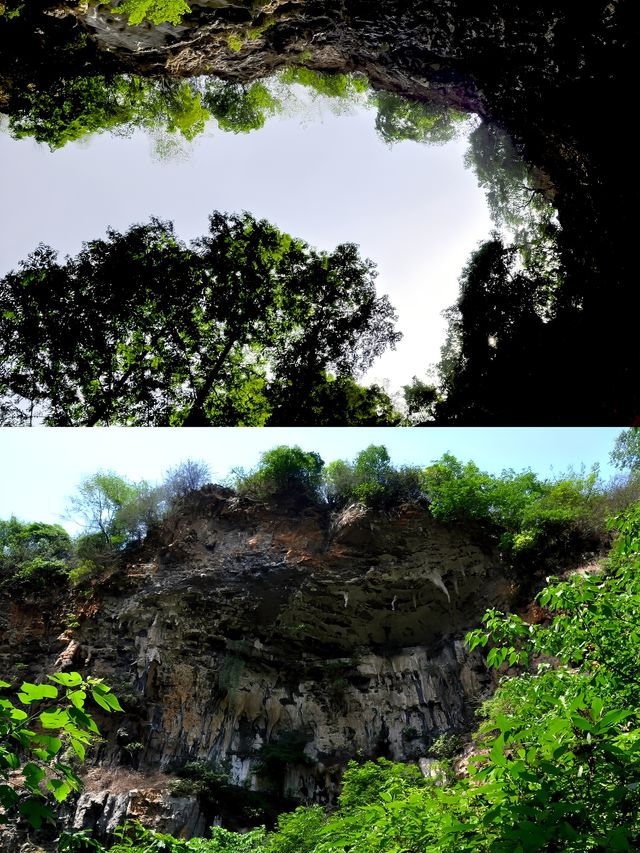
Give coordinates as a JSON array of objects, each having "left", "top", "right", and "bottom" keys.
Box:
[
  {"left": 0, "top": 428, "right": 621, "bottom": 532},
  {"left": 0, "top": 97, "right": 492, "bottom": 392}
]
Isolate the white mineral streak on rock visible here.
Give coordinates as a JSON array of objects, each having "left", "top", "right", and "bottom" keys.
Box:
[{"left": 424, "top": 566, "right": 451, "bottom": 602}]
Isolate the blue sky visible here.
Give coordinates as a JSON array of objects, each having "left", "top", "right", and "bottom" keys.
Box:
[
  {"left": 0, "top": 97, "right": 491, "bottom": 392},
  {"left": 0, "top": 428, "right": 622, "bottom": 532}
]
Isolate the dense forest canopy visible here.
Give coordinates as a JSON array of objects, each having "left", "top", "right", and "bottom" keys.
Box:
[{"left": 0, "top": 212, "right": 402, "bottom": 426}]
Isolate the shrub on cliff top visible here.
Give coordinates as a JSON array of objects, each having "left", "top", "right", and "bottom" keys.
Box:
[
  {"left": 324, "top": 445, "right": 423, "bottom": 510},
  {"left": 234, "top": 446, "right": 324, "bottom": 502}
]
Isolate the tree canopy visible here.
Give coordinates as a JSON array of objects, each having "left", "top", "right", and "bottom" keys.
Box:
[
  {"left": 0, "top": 212, "right": 401, "bottom": 426},
  {"left": 0, "top": 518, "right": 72, "bottom": 589}
]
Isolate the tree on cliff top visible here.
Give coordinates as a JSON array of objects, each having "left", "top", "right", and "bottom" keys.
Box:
[
  {"left": 0, "top": 211, "right": 401, "bottom": 426},
  {"left": 611, "top": 429, "right": 640, "bottom": 472},
  {"left": 0, "top": 518, "right": 72, "bottom": 589}
]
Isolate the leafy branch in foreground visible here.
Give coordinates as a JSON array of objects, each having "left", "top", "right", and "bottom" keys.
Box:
[{"left": 0, "top": 672, "right": 122, "bottom": 829}]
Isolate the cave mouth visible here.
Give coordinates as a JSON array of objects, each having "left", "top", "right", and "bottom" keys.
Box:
[
  {"left": 0, "top": 0, "right": 634, "bottom": 423},
  {"left": 0, "top": 69, "right": 560, "bottom": 423}
]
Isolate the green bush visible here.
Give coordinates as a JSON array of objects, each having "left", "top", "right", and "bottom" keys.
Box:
[
  {"left": 278, "top": 68, "right": 368, "bottom": 100},
  {"left": 190, "top": 827, "right": 267, "bottom": 852},
  {"left": 8, "top": 76, "right": 209, "bottom": 150},
  {"left": 324, "top": 445, "right": 423, "bottom": 510},
  {"left": 203, "top": 81, "right": 282, "bottom": 134},
  {"left": 0, "top": 517, "right": 72, "bottom": 589},
  {"left": 264, "top": 805, "right": 325, "bottom": 853},
  {"left": 371, "top": 90, "right": 468, "bottom": 146},
  {"left": 234, "top": 446, "right": 324, "bottom": 502},
  {"left": 108, "top": 0, "right": 191, "bottom": 26}
]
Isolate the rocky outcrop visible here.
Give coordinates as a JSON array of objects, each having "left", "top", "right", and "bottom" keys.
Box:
[{"left": 0, "top": 488, "right": 512, "bottom": 837}]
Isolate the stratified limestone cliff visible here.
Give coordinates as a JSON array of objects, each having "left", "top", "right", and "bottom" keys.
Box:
[{"left": 0, "top": 487, "right": 512, "bottom": 839}]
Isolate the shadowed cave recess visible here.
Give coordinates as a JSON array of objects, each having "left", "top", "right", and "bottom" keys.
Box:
[{"left": 0, "top": 0, "right": 635, "bottom": 421}]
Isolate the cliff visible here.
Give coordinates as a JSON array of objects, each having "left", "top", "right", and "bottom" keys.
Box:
[{"left": 0, "top": 487, "right": 512, "bottom": 840}]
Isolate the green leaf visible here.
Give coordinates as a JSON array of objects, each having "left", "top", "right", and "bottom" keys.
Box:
[
  {"left": 2, "top": 751, "right": 19, "bottom": 769},
  {"left": 570, "top": 714, "right": 593, "bottom": 733},
  {"left": 68, "top": 690, "right": 87, "bottom": 710},
  {"left": 595, "top": 709, "right": 634, "bottom": 733},
  {"left": 90, "top": 690, "right": 112, "bottom": 712},
  {"left": 23, "top": 762, "right": 45, "bottom": 790},
  {"left": 46, "top": 778, "right": 72, "bottom": 802},
  {"left": 591, "top": 696, "right": 604, "bottom": 719},
  {"left": 0, "top": 783, "right": 19, "bottom": 808},
  {"left": 490, "top": 735, "right": 506, "bottom": 766},
  {"left": 9, "top": 707, "right": 28, "bottom": 721},
  {"left": 48, "top": 672, "right": 83, "bottom": 688},
  {"left": 19, "top": 798, "right": 52, "bottom": 829},
  {"left": 103, "top": 692, "right": 123, "bottom": 712},
  {"left": 32, "top": 734, "right": 63, "bottom": 756},
  {"left": 18, "top": 682, "right": 59, "bottom": 703},
  {"left": 69, "top": 738, "right": 86, "bottom": 762},
  {"left": 39, "top": 708, "right": 70, "bottom": 729}
]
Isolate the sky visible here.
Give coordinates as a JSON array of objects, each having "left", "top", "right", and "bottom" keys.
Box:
[
  {"left": 0, "top": 95, "right": 492, "bottom": 392},
  {"left": 0, "top": 428, "right": 622, "bottom": 532}
]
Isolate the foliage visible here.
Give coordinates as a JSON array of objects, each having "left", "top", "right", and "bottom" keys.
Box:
[
  {"left": 59, "top": 823, "right": 267, "bottom": 852},
  {"left": 3, "top": 64, "right": 476, "bottom": 159},
  {"left": 235, "top": 447, "right": 324, "bottom": 502},
  {"left": 465, "top": 121, "right": 555, "bottom": 239},
  {"left": 203, "top": 81, "right": 281, "bottom": 134},
  {"left": 278, "top": 68, "right": 368, "bottom": 101},
  {"left": 164, "top": 460, "right": 211, "bottom": 505},
  {"left": 422, "top": 452, "right": 604, "bottom": 564},
  {"left": 402, "top": 376, "right": 439, "bottom": 423},
  {"left": 324, "top": 445, "right": 424, "bottom": 510},
  {"left": 68, "top": 472, "right": 163, "bottom": 558},
  {"left": 611, "top": 428, "right": 640, "bottom": 472},
  {"left": 264, "top": 805, "right": 325, "bottom": 853},
  {"left": 192, "top": 827, "right": 267, "bottom": 852},
  {"left": 434, "top": 234, "right": 562, "bottom": 423},
  {"left": 7, "top": 76, "right": 209, "bottom": 150},
  {"left": 265, "top": 373, "right": 402, "bottom": 427},
  {"left": 0, "top": 672, "right": 121, "bottom": 830},
  {"left": 0, "top": 212, "right": 400, "bottom": 426},
  {"left": 0, "top": 517, "right": 72, "bottom": 589},
  {"left": 457, "top": 504, "right": 640, "bottom": 850},
  {"left": 371, "top": 91, "right": 468, "bottom": 146},
  {"left": 109, "top": 0, "right": 191, "bottom": 26},
  {"left": 433, "top": 120, "right": 564, "bottom": 423}
]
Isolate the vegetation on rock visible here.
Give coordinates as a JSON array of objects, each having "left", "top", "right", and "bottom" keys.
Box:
[
  {"left": 49, "top": 495, "right": 640, "bottom": 851},
  {"left": 6, "top": 436, "right": 638, "bottom": 588}
]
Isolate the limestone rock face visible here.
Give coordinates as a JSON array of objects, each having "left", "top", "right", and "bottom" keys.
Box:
[{"left": 1, "top": 488, "right": 511, "bottom": 837}]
